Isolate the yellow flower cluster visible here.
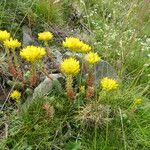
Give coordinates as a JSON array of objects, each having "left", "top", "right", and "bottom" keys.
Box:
[
  {"left": 0, "top": 30, "right": 10, "bottom": 41},
  {"left": 80, "top": 85, "right": 85, "bottom": 93},
  {"left": 85, "top": 52, "right": 100, "bottom": 64},
  {"left": 38, "top": 31, "right": 53, "bottom": 41},
  {"left": 60, "top": 57, "right": 80, "bottom": 75},
  {"left": 134, "top": 98, "right": 142, "bottom": 105},
  {"left": 10, "top": 90, "right": 21, "bottom": 101},
  {"left": 20, "top": 46, "right": 46, "bottom": 62},
  {"left": 62, "top": 37, "right": 91, "bottom": 53},
  {"left": 4, "top": 38, "right": 21, "bottom": 49},
  {"left": 100, "top": 77, "right": 118, "bottom": 92}
]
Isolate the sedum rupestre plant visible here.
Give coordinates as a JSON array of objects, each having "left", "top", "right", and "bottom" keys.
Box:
[
  {"left": 0, "top": 27, "right": 148, "bottom": 150},
  {"left": 0, "top": 29, "right": 118, "bottom": 103}
]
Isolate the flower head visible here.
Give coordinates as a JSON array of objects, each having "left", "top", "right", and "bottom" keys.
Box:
[
  {"left": 100, "top": 77, "right": 118, "bottom": 92},
  {"left": 134, "top": 98, "right": 142, "bottom": 105},
  {"left": 38, "top": 31, "right": 53, "bottom": 41},
  {"left": 20, "top": 45, "right": 46, "bottom": 62},
  {"left": 80, "top": 43, "right": 92, "bottom": 53},
  {"left": 60, "top": 57, "right": 80, "bottom": 75},
  {"left": 62, "top": 37, "right": 81, "bottom": 51},
  {"left": 62, "top": 37, "right": 91, "bottom": 53},
  {"left": 3, "top": 38, "right": 21, "bottom": 49},
  {"left": 85, "top": 52, "right": 100, "bottom": 64},
  {"left": 10, "top": 90, "right": 21, "bottom": 101},
  {"left": 80, "top": 85, "right": 85, "bottom": 93},
  {"left": 0, "top": 30, "right": 10, "bottom": 41}
]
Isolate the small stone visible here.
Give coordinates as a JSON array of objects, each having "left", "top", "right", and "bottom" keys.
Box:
[
  {"left": 94, "top": 60, "right": 118, "bottom": 85},
  {"left": 22, "top": 26, "right": 34, "bottom": 47},
  {"left": 33, "top": 74, "right": 63, "bottom": 98}
]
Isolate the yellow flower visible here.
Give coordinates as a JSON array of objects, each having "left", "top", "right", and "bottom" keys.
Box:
[
  {"left": 80, "top": 85, "right": 85, "bottom": 93},
  {"left": 10, "top": 90, "right": 21, "bottom": 101},
  {"left": 100, "top": 77, "right": 118, "bottom": 92},
  {"left": 0, "top": 30, "right": 10, "bottom": 41},
  {"left": 20, "top": 45, "right": 46, "bottom": 62},
  {"left": 85, "top": 52, "right": 100, "bottom": 64},
  {"left": 62, "top": 37, "right": 91, "bottom": 53},
  {"left": 38, "top": 31, "right": 53, "bottom": 41},
  {"left": 60, "top": 57, "right": 80, "bottom": 75},
  {"left": 80, "top": 43, "right": 92, "bottom": 53},
  {"left": 3, "top": 38, "right": 21, "bottom": 49},
  {"left": 62, "top": 37, "right": 81, "bottom": 51},
  {"left": 134, "top": 98, "right": 142, "bottom": 105}
]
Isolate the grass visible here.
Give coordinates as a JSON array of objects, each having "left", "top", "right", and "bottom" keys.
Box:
[
  {"left": 0, "top": 0, "right": 150, "bottom": 150},
  {"left": 1, "top": 85, "right": 150, "bottom": 149}
]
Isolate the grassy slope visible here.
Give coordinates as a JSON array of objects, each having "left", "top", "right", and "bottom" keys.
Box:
[{"left": 0, "top": 0, "right": 150, "bottom": 149}]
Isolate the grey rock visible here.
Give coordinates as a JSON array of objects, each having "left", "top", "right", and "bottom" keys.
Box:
[
  {"left": 52, "top": 48, "right": 63, "bottom": 64},
  {"left": 94, "top": 60, "right": 118, "bottom": 85},
  {"left": 33, "top": 74, "right": 63, "bottom": 98},
  {"left": 22, "top": 26, "right": 34, "bottom": 47},
  {"left": 42, "top": 46, "right": 63, "bottom": 73},
  {"left": 62, "top": 52, "right": 118, "bottom": 84},
  {"left": 64, "top": 51, "right": 82, "bottom": 59}
]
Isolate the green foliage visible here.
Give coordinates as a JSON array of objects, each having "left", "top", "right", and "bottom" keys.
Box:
[
  {"left": 1, "top": 84, "right": 150, "bottom": 149},
  {"left": 34, "top": 0, "right": 64, "bottom": 24},
  {"left": 82, "top": 0, "right": 150, "bottom": 85},
  {"left": 0, "top": 0, "right": 150, "bottom": 150},
  {"left": 65, "top": 141, "right": 81, "bottom": 150},
  {"left": 0, "top": 0, "right": 67, "bottom": 36}
]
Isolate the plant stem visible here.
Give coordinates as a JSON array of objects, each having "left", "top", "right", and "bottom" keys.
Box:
[
  {"left": 94, "top": 122, "right": 97, "bottom": 150},
  {"left": 12, "top": 48, "right": 19, "bottom": 67},
  {"left": 30, "top": 62, "right": 37, "bottom": 86},
  {"left": 66, "top": 75, "right": 75, "bottom": 99},
  {"left": 119, "top": 107, "right": 127, "bottom": 150}
]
